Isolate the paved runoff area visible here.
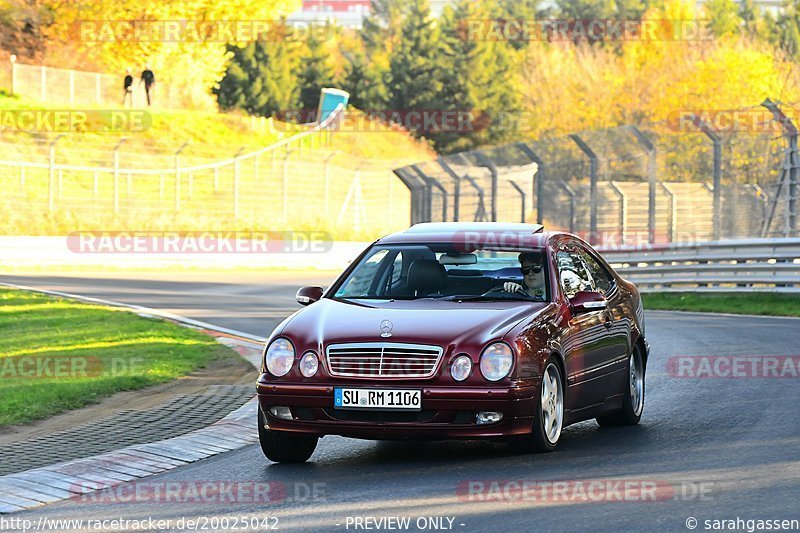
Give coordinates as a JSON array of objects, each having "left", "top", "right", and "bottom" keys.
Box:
[{"left": 0, "top": 332, "right": 264, "bottom": 514}]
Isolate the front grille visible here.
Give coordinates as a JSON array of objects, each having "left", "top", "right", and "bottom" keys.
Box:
[{"left": 326, "top": 342, "right": 443, "bottom": 378}]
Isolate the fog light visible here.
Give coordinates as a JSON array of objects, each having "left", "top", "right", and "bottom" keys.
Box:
[
  {"left": 268, "top": 406, "right": 292, "bottom": 420},
  {"left": 476, "top": 411, "right": 503, "bottom": 425}
]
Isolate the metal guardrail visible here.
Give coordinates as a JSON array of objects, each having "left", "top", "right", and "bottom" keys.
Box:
[{"left": 600, "top": 238, "right": 800, "bottom": 293}]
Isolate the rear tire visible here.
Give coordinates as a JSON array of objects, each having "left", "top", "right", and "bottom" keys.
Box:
[
  {"left": 258, "top": 408, "right": 318, "bottom": 463},
  {"left": 510, "top": 358, "right": 564, "bottom": 453},
  {"left": 596, "top": 345, "right": 645, "bottom": 427}
]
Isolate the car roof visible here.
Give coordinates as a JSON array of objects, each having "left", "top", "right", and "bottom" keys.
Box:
[{"left": 378, "top": 222, "right": 561, "bottom": 247}]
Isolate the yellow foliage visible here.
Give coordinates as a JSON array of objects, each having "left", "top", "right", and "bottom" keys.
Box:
[
  {"left": 519, "top": 0, "right": 800, "bottom": 138},
  {"left": 40, "top": 0, "right": 300, "bottom": 110}
]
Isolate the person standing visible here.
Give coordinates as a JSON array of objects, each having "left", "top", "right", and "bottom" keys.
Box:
[
  {"left": 140, "top": 64, "right": 155, "bottom": 107},
  {"left": 122, "top": 68, "right": 133, "bottom": 107}
]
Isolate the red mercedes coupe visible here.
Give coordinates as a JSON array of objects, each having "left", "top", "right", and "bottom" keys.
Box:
[{"left": 256, "top": 223, "right": 649, "bottom": 463}]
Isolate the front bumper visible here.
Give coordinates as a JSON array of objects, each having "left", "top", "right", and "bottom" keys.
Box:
[{"left": 256, "top": 379, "right": 537, "bottom": 440}]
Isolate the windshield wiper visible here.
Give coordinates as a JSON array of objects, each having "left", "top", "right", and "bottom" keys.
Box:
[{"left": 440, "top": 294, "right": 541, "bottom": 302}]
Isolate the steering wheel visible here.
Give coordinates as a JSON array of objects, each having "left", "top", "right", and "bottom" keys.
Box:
[{"left": 480, "top": 286, "right": 518, "bottom": 297}]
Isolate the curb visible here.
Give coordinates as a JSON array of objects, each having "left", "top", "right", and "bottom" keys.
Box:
[{"left": 0, "top": 284, "right": 268, "bottom": 514}]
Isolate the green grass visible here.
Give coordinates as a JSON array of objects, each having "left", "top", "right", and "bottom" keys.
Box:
[
  {"left": 0, "top": 94, "right": 433, "bottom": 164},
  {"left": 0, "top": 288, "right": 234, "bottom": 426},
  {"left": 0, "top": 94, "right": 432, "bottom": 238},
  {"left": 642, "top": 292, "right": 800, "bottom": 317}
]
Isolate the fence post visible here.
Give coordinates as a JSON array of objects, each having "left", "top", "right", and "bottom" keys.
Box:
[
  {"left": 47, "top": 135, "right": 64, "bottom": 212},
  {"left": 233, "top": 147, "right": 245, "bottom": 218},
  {"left": 659, "top": 181, "right": 676, "bottom": 242},
  {"left": 558, "top": 180, "right": 577, "bottom": 233},
  {"left": 174, "top": 142, "right": 189, "bottom": 212},
  {"left": 112, "top": 138, "right": 129, "bottom": 214},
  {"left": 93, "top": 171, "right": 99, "bottom": 196},
  {"left": 323, "top": 151, "right": 338, "bottom": 219},
  {"left": 474, "top": 151, "right": 498, "bottom": 222},
  {"left": 462, "top": 175, "right": 488, "bottom": 222},
  {"left": 508, "top": 180, "right": 526, "bottom": 223},
  {"left": 19, "top": 167, "right": 25, "bottom": 191},
  {"left": 410, "top": 166, "right": 448, "bottom": 222},
  {"left": 516, "top": 143, "right": 546, "bottom": 225},
  {"left": 282, "top": 148, "right": 293, "bottom": 222},
  {"left": 762, "top": 99, "right": 798, "bottom": 236},
  {"left": 95, "top": 73, "right": 102, "bottom": 104},
  {"left": 608, "top": 181, "right": 627, "bottom": 245},
  {"left": 437, "top": 158, "right": 462, "bottom": 221},
  {"left": 393, "top": 167, "right": 428, "bottom": 225},
  {"left": 686, "top": 117, "right": 722, "bottom": 239},
  {"left": 410, "top": 164, "right": 433, "bottom": 222},
  {"left": 569, "top": 134, "right": 599, "bottom": 243},
  {"left": 41, "top": 66, "right": 47, "bottom": 101},
  {"left": 626, "top": 126, "right": 657, "bottom": 243},
  {"left": 751, "top": 184, "right": 769, "bottom": 236},
  {"left": 9, "top": 55, "right": 16, "bottom": 96}
]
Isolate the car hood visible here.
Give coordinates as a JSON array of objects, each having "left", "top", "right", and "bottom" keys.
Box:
[{"left": 278, "top": 297, "right": 549, "bottom": 352}]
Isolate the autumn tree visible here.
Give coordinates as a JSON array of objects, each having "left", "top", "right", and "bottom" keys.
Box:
[
  {"left": 38, "top": 0, "right": 299, "bottom": 109},
  {"left": 214, "top": 22, "right": 301, "bottom": 117},
  {"left": 435, "top": 0, "right": 522, "bottom": 152},
  {"left": 704, "top": 0, "right": 741, "bottom": 38},
  {"left": 387, "top": 0, "right": 441, "bottom": 119},
  {"left": 297, "top": 28, "right": 336, "bottom": 112}
]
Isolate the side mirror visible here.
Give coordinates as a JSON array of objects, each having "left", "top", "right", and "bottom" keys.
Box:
[
  {"left": 569, "top": 290, "right": 607, "bottom": 314},
  {"left": 296, "top": 286, "right": 323, "bottom": 306}
]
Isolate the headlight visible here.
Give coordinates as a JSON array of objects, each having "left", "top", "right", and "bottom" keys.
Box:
[
  {"left": 265, "top": 338, "right": 295, "bottom": 377},
  {"left": 450, "top": 355, "right": 472, "bottom": 382},
  {"left": 299, "top": 351, "right": 319, "bottom": 377},
  {"left": 479, "top": 342, "right": 513, "bottom": 381}
]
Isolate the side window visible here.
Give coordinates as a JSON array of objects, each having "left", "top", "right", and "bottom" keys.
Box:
[
  {"left": 335, "top": 249, "right": 389, "bottom": 297},
  {"left": 556, "top": 249, "right": 592, "bottom": 298},
  {"left": 577, "top": 248, "right": 615, "bottom": 295}
]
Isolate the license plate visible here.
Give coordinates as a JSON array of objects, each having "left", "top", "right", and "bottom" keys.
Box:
[{"left": 334, "top": 388, "right": 421, "bottom": 411}]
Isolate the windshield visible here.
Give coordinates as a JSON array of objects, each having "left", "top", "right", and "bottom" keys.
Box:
[{"left": 332, "top": 244, "right": 549, "bottom": 302}]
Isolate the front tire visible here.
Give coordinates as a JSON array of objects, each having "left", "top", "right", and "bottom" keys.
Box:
[
  {"left": 258, "top": 408, "right": 318, "bottom": 463},
  {"left": 596, "top": 345, "right": 645, "bottom": 426},
  {"left": 510, "top": 358, "right": 564, "bottom": 453}
]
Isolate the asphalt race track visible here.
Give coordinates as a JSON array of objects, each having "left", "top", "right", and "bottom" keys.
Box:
[{"left": 2, "top": 272, "right": 800, "bottom": 532}]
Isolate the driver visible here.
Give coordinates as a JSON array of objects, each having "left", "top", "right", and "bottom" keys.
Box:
[{"left": 503, "top": 252, "right": 546, "bottom": 299}]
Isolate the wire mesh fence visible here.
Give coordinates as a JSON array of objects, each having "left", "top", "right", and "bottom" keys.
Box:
[
  {"left": 395, "top": 102, "right": 799, "bottom": 246},
  {"left": 0, "top": 117, "right": 412, "bottom": 239},
  {"left": 7, "top": 59, "right": 184, "bottom": 109}
]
